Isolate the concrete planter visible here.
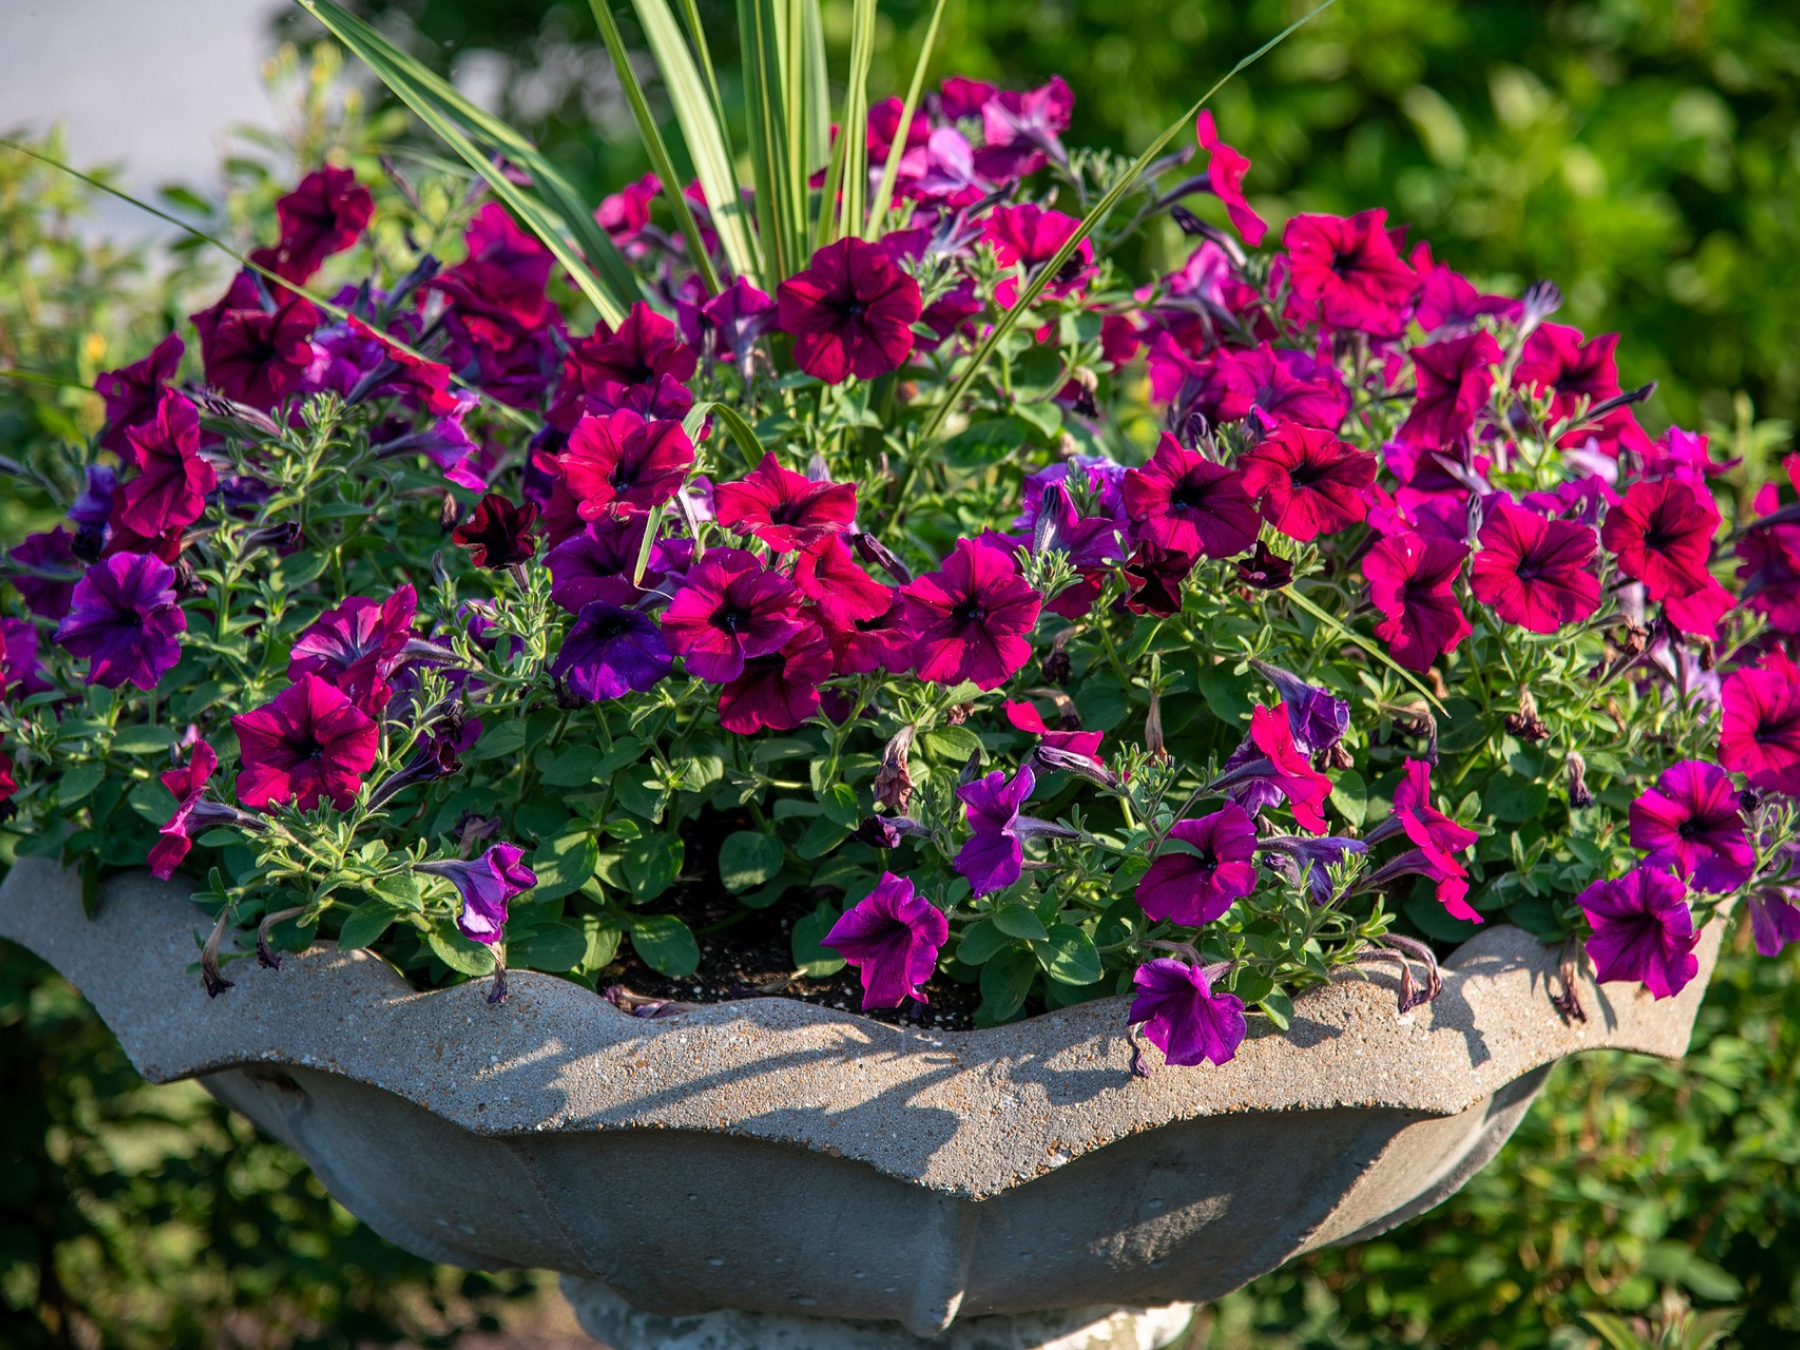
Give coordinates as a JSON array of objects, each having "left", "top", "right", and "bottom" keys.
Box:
[{"left": 0, "top": 859, "right": 1724, "bottom": 1349}]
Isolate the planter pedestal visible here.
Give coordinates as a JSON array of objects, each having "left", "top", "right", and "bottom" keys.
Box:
[
  {"left": 0, "top": 861, "right": 1725, "bottom": 1344},
  {"left": 561, "top": 1278, "right": 1195, "bottom": 1350}
]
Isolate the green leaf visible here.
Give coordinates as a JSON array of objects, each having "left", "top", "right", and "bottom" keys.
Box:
[
  {"left": 1436, "top": 697, "right": 1488, "bottom": 752},
  {"left": 687, "top": 400, "right": 768, "bottom": 470},
  {"left": 337, "top": 900, "right": 401, "bottom": 952},
  {"left": 508, "top": 922, "right": 589, "bottom": 973},
  {"left": 596, "top": 736, "right": 647, "bottom": 776},
  {"left": 1196, "top": 660, "right": 1255, "bottom": 726},
  {"left": 719, "top": 830, "right": 783, "bottom": 891},
  {"left": 541, "top": 745, "right": 602, "bottom": 787},
  {"left": 993, "top": 903, "right": 1050, "bottom": 942},
  {"left": 1405, "top": 891, "right": 1483, "bottom": 943},
  {"left": 792, "top": 899, "right": 847, "bottom": 978},
  {"left": 529, "top": 832, "right": 599, "bottom": 903},
  {"left": 621, "top": 834, "right": 685, "bottom": 901},
  {"left": 1330, "top": 769, "right": 1368, "bottom": 828},
  {"left": 111, "top": 725, "right": 176, "bottom": 755},
  {"left": 1035, "top": 923, "right": 1103, "bottom": 985},
  {"left": 955, "top": 918, "right": 1011, "bottom": 966},
  {"left": 128, "top": 779, "right": 179, "bottom": 825},
  {"left": 1259, "top": 990, "right": 1294, "bottom": 1032},
  {"left": 629, "top": 914, "right": 701, "bottom": 977},
  {"left": 469, "top": 721, "right": 527, "bottom": 761},
  {"left": 1232, "top": 968, "right": 1276, "bottom": 1005},
  {"left": 268, "top": 549, "right": 330, "bottom": 590},
  {"left": 979, "top": 947, "right": 1038, "bottom": 1022},
  {"left": 818, "top": 782, "right": 861, "bottom": 829},
  {"left": 1485, "top": 773, "right": 1550, "bottom": 824},
  {"left": 924, "top": 725, "right": 983, "bottom": 763},
  {"left": 426, "top": 926, "right": 498, "bottom": 977},
  {"left": 58, "top": 761, "right": 105, "bottom": 807},
  {"left": 614, "top": 763, "right": 669, "bottom": 820}
]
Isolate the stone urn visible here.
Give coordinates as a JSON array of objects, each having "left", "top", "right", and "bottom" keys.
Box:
[{"left": 0, "top": 858, "right": 1724, "bottom": 1350}]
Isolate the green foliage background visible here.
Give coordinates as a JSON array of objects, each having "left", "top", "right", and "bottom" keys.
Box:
[{"left": 5, "top": 0, "right": 1800, "bottom": 1344}]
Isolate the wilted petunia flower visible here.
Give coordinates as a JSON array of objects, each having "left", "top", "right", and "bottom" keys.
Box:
[
  {"left": 417, "top": 843, "right": 538, "bottom": 946},
  {"left": 1261, "top": 834, "right": 1367, "bottom": 905},
  {"left": 1577, "top": 865, "right": 1699, "bottom": 1000},
  {"left": 1628, "top": 760, "right": 1753, "bottom": 894},
  {"left": 54, "top": 551, "right": 187, "bottom": 690},
  {"left": 1217, "top": 704, "right": 1334, "bottom": 834},
  {"left": 1128, "top": 958, "right": 1247, "bottom": 1068},
  {"left": 232, "top": 673, "right": 380, "bottom": 812},
  {"left": 823, "top": 872, "right": 949, "bottom": 1009},
  {"left": 1748, "top": 888, "right": 1800, "bottom": 958}
]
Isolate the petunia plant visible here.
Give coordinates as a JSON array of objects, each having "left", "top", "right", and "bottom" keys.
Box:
[{"left": 2, "top": 0, "right": 1797, "bottom": 1071}]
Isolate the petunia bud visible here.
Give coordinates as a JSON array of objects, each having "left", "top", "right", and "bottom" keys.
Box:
[
  {"left": 873, "top": 725, "right": 917, "bottom": 812},
  {"left": 1032, "top": 743, "right": 1118, "bottom": 787},
  {"left": 1565, "top": 752, "right": 1592, "bottom": 809},
  {"left": 852, "top": 531, "right": 912, "bottom": 586}
]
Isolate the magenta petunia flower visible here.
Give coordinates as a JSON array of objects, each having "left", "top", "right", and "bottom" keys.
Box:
[
  {"left": 1250, "top": 660, "right": 1349, "bottom": 758},
  {"left": 1238, "top": 421, "right": 1376, "bottom": 542},
  {"left": 1412, "top": 251, "right": 1521, "bottom": 335},
  {"left": 661, "top": 548, "right": 805, "bottom": 683},
  {"left": 1, "top": 616, "right": 49, "bottom": 699},
  {"left": 824, "top": 872, "right": 949, "bottom": 1010},
  {"left": 1261, "top": 833, "right": 1367, "bottom": 905},
  {"left": 817, "top": 590, "right": 914, "bottom": 676},
  {"left": 714, "top": 454, "right": 858, "bottom": 552},
  {"left": 54, "top": 552, "right": 187, "bottom": 690},
  {"left": 8, "top": 526, "right": 82, "bottom": 620},
  {"left": 417, "top": 843, "right": 538, "bottom": 946},
  {"left": 1128, "top": 959, "right": 1247, "bottom": 1068},
  {"left": 1719, "top": 652, "right": 1800, "bottom": 795},
  {"left": 557, "top": 410, "right": 695, "bottom": 521},
  {"left": 1389, "top": 758, "right": 1480, "bottom": 921},
  {"left": 1218, "top": 703, "right": 1334, "bottom": 834},
  {"left": 552, "top": 599, "right": 673, "bottom": 701},
  {"left": 1122, "top": 434, "right": 1260, "bottom": 560},
  {"left": 954, "top": 763, "right": 1038, "bottom": 896},
  {"left": 1281, "top": 209, "right": 1418, "bottom": 336},
  {"left": 716, "top": 622, "right": 832, "bottom": 733},
  {"left": 1735, "top": 521, "right": 1800, "bottom": 635},
  {"left": 194, "top": 291, "right": 321, "bottom": 410},
  {"left": 1364, "top": 531, "right": 1470, "bottom": 671},
  {"left": 119, "top": 391, "right": 215, "bottom": 539},
  {"left": 1601, "top": 477, "right": 1720, "bottom": 605},
  {"left": 148, "top": 741, "right": 218, "bottom": 880},
  {"left": 96, "top": 332, "right": 184, "bottom": 456},
  {"left": 777, "top": 237, "right": 922, "bottom": 384},
  {"left": 264, "top": 166, "right": 374, "bottom": 282},
  {"left": 1137, "top": 804, "right": 1259, "bottom": 926},
  {"left": 1470, "top": 499, "right": 1599, "bottom": 633},
  {"left": 794, "top": 533, "right": 891, "bottom": 626},
  {"left": 976, "top": 76, "right": 1074, "bottom": 179},
  {"left": 1514, "top": 322, "right": 1621, "bottom": 426},
  {"left": 1004, "top": 699, "right": 1104, "bottom": 766},
  {"left": 232, "top": 673, "right": 380, "bottom": 812},
  {"left": 982, "top": 203, "right": 1094, "bottom": 309},
  {"left": 1399, "top": 331, "right": 1502, "bottom": 449},
  {"left": 941, "top": 75, "right": 999, "bottom": 120},
  {"left": 1227, "top": 344, "right": 1349, "bottom": 431},
  {"left": 452, "top": 493, "right": 541, "bottom": 568},
  {"left": 1748, "top": 889, "right": 1800, "bottom": 958},
  {"left": 695, "top": 275, "right": 778, "bottom": 365},
  {"left": 289, "top": 585, "right": 418, "bottom": 714},
  {"left": 1578, "top": 866, "right": 1700, "bottom": 1000},
  {"left": 1629, "top": 760, "right": 1753, "bottom": 894},
  {"left": 901, "top": 537, "right": 1042, "bottom": 690},
  {"left": 597, "top": 172, "right": 659, "bottom": 253},
  {"left": 1194, "top": 110, "right": 1266, "bottom": 246}
]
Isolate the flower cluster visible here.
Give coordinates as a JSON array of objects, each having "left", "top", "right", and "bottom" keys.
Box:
[{"left": 2, "top": 71, "right": 1793, "bottom": 1067}]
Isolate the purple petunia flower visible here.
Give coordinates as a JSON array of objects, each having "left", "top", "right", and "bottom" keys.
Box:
[
  {"left": 1748, "top": 888, "right": 1800, "bottom": 958},
  {"left": 952, "top": 764, "right": 1075, "bottom": 896},
  {"left": 1249, "top": 659, "right": 1349, "bottom": 757},
  {"left": 1577, "top": 865, "right": 1699, "bottom": 1000},
  {"left": 70, "top": 463, "right": 119, "bottom": 530},
  {"left": 551, "top": 599, "right": 673, "bottom": 700},
  {"left": 53, "top": 552, "right": 187, "bottom": 690},
  {"left": 1136, "top": 804, "right": 1259, "bottom": 926},
  {"left": 417, "top": 842, "right": 538, "bottom": 946},
  {"left": 1628, "top": 760, "right": 1754, "bottom": 894},
  {"left": 1129, "top": 959, "right": 1247, "bottom": 1068},
  {"left": 8, "top": 527, "right": 82, "bottom": 620},
  {"left": 823, "top": 872, "right": 949, "bottom": 1009}
]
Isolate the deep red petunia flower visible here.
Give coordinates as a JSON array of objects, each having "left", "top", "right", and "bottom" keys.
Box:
[
  {"left": 232, "top": 673, "right": 380, "bottom": 811},
  {"left": 194, "top": 291, "right": 321, "bottom": 409},
  {"left": 714, "top": 454, "right": 858, "bottom": 552},
  {"left": 1470, "top": 499, "right": 1599, "bottom": 633},
  {"left": 982, "top": 203, "right": 1094, "bottom": 309},
  {"left": 453, "top": 494, "right": 541, "bottom": 568},
  {"left": 662, "top": 548, "right": 805, "bottom": 683},
  {"left": 777, "top": 237, "right": 922, "bottom": 384},
  {"left": 1364, "top": 531, "right": 1471, "bottom": 671},
  {"left": 119, "top": 390, "right": 215, "bottom": 538},
  {"left": 716, "top": 622, "right": 833, "bottom": 734},
  {"left": 1238, "top": 421, "right": 1376, "bottom": 542},
  {"left": 1281, "top": 208, "right": 1418, "bottom": 336},
  {"left": 263, "top": 166, "right": 374, "bottom": 283},
  {"left": 566, "top": 302, "right": 698, "bottom": 388},
  {"left": 1194, "top": 110, "right": 1265, "bottom": 246},
  {"left": 1399, "top": 331, "right": 1503, "bottom": 449},
  {"left": 1122, "top": 541, "right": 1198, "bottom": 617},
  {"left": 1601, "top": 478, "right": 1719, "bottom": 602},
  {"left": 557, "top": 409, "right": 695, "bottom": 520},
  {"left": 1737, "top": 521, "right": 1800, "bottom": 635},
  {"left": 96, "top": 332, "right": 184, "bottom": 456},
  {"left": 901, "top": 538, "right": 1042, "bottom": 690},
  {"left": 817, "top": 590, "right": 914, "bottom": 677},
  {"left": 793, "top": 533, "right": 891, "bottom": 626},
  {"left": 1719, "top": 651, "right": 1800, "bottom": 795},
  {"left": 1122, "top": 434, "right": 1260, "bottom": 560}
]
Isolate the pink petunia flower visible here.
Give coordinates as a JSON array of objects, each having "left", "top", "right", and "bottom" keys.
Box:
[
  {"left": 982, "top": 203, "right": 1094, "bottom": 310},
  {"left": 289, "top": 585, "right": 419, "bottom": 715},
  {"left": 1238, "top": 421, "right": 1376, "bottom": 542},
  {"left": 901, "top": 538, "right": 1042, "bottom": 690},
  {"left": 823, "top": 872, "right": 949, "bottom": 1010},
  {"left": 1602, "top": 478, "right": 1733, "bottom": 636},
  {"left": 1629, "top": 760, "right": 1753, "bottom": 894},
  {"left": 1281, "top": 209, "right": 1418, "bottom": 336},
  {"left": 661, "top": 548, "right": 805, "bottom": 683},
  {"left": 1398, "top": 331, "right": 1502, "bottom": 449},
  {"left": 1128, "top": 958, "right": 1247, "bottom": 1067},
  {"left": 1194, "top": 110, "right": 1266, "bottom": 246},
  {"left": 1470, "top": 499, "right": 1599, "bottom": 633},
  {"left": 232, "top": 673, "right": 380, "bottom": 811},
  {"left": 119, "top": 391, "right": 215, "bottom": 539},
  {"left": 1363, "top": 531, "right": 1471, "bottom": 671},
  {"left": 1719, "top": 651, "right": 1800, "bottom": 795},
  {"left": 147, "top": 741, "right": 220, "bottom": 880},
  {"left": 1136, "top": 803, "right": 1259, "bottom": 926},
  {"left": 1122, "top": 434, "right": 1260, "bottom": 560},
  {"left": 1220, "top": 703, "right": 1333, "bottom": 833},
  {"left": 1389, "top": 759, "right": 1480, "bottom": 921},
  {"left": 714, "top": 454, "right": 858, "bottom": 552},
  {"left": 777, "top": 237, "right": 923, "bottom": 383},
  {"left": 557, "top": 410, "right": 695, "bottom": 521},
  {"left": 1578, "top": 865, "right": 1700, "bottom": 1000},
  {"left": 1004, "top": 699, "right": 1103, "bottom": 767}
]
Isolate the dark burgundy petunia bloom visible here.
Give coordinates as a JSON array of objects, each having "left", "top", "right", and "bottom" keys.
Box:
[
  {"left": 1578, "top": 866, "right": 1699, "bottom": 1000},
  {"left": 54, "top": 552, "right": 186, "bottom": 690},
  {"left": 96, "top": 332, "right": 184, "bottom": 456},
  {"left": 1363, "top": 531, "right": 1471, "bottom": 671},
  {"left": 716, "top": 622, "right": 832, "bottom": 733},
  {"left": 1513, "top": 322, "right": 1621, "bottom": 425},
  {"left": 1629, "top": 760, "right": 1753, "bottom": 894},
  {"left": 1129, "top": 959, "right": 1247, "bottom": 1068},
  {"left": 119, "top": 390, "right": 215, "bottom": 538},
  {"left": 1238, "top": 422, "right": 1376, "bottom": 543},
  {"left": 8, "top": 527, "right": 82, "bottom": 619},
  {"left": 0, "top": 752, "right": 13, "bottom": 807},
  {"left": 566, "top": 302, "right": 698, "bottom": 388},
  {"left": 1719, "top": 651, "right": 1800, "bottom": 795},
  {"left": 1122, "top": 541, "right": 1198, "bottom": 616},
  {"left": 1236, "top": 540, "right": 1294, "bottom": 590},
  {"left": 902, "top": 537, "right": 1042, "bottom": 690},
  {"left": 289, "top": 585, "right": 419, "bottom": 714},
  {"left": 264, "top": 166, "right": 374, "bottom": 282},
  {"left": 417, "top": 843, "right": 538, "bottom": 946},
  {"left": 662, "top": 548, "right": 805, "bottom": 683},
  {"left": 453, "top": 494, "right": 541, "bottom": 568},
  {"left": 1122, "top": 434, "right": 1260, "bottom": 560},
  {"left": 714, "top": 454, "right": 858, "bottom": 552},
  {"left": 1398, "top": 331, "right": 1502, "bottom": 449},
  {"left": 1470, "top": 499, "right": 1599, "bottom": 634},
  {"left": 1601, "top": 477, "right": 1721, "bottom": 608},
  {"left": 233, "top": 673, "right": 380, "bottom": 811},
  {"left": 1136, "top": 804, "right": 1259, "bottom": 926},
  {"left": 148, "top": 741, "right": 219, "bottom": 880},
  {"left": 1282, "top": 208, "right": 1418, "bottom": 336},
  {"left": 823, "top": 872, "right": 949, "bottom": 1010},
  {"left": 982, "top": 203, "right": 1094, "bottom": 309},
  {"left": 777, "top": 237, "right": 922, "bottom": 384},
  {"left": 818, "top": 590, "right": 915, "bottom": 676},
  {"left": 1195, "top": 110, "right": 1265, "bottom": 246},
  {"left": 551, "top": 599, "right": 673, "bottom": 701},
  {"left": 557, "top": 410, "right": 695, "bottom": 520},
  {"left": 194, "top": 291, "right": 321, "bottom": 409}
]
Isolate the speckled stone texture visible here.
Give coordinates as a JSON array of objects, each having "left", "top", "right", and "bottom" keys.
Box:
[{"left": 0, "top": 859, "right": 1723, "bottom": 1345}]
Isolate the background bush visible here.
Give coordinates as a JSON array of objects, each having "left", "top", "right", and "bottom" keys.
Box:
[{"left": 5, "top": 0, "right": 1799, "bottom": 1343}]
